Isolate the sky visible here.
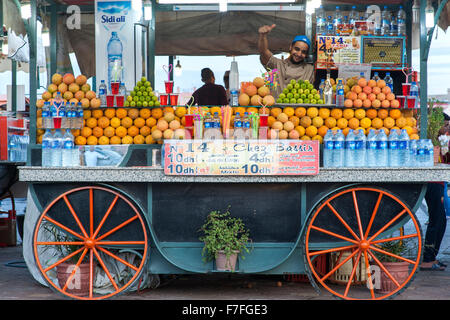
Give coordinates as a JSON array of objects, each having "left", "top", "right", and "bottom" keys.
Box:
[{"left": 1, "top": 27, "right": 449, "bottom": 98}]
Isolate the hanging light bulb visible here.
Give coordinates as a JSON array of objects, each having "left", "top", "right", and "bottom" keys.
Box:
[
  {"left": 144, "top": 0, "right": 152, "bottom": 21},
  {"left": 412, "top": 0, "right": 420, "bottom": 24},
  {"left": 21, "top": 0, "right": 32, "bottom": 20},
  {"left": 425, "top": 0, "right": 435, "bottom": 29},
  {"left": 42, "top": 24, "right": 50, "bottom": 47},
  {"left": 174, "top": 59, "right": 182, "bottom": 76}
]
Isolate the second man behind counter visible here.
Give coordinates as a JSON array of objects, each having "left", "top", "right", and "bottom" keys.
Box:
[{"left": 190, "top": 68, "right": 228, "bottom": 106}]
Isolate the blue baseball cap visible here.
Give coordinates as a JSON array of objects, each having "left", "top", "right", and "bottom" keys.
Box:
[{"left": 292, "top": 35, "right": 311, "bottom": 49}]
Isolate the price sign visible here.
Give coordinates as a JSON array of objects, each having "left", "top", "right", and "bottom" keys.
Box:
[
  {"left": 163, "top": 140, "right": 319, "bottom": 176},
  {"left": 316, "top": 36, "right": 361, "bottom": 69}
]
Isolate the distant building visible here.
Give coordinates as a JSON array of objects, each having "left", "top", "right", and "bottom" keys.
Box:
[{"left": 429, "top": 88, "right": 450, "bottom": 103}]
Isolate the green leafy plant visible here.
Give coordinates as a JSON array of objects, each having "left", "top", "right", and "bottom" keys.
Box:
[
  {"left": 427, "top": 99, "right": 445, "bottom": 146},
  {"left": 43, "top": 223, "right": 83, "bottom": 264},
  {"left": 198, "top": 207, "right": 251, "bottom": 264},
  {"left": 374, "top": 240, "right": 409, "bottom": 263}
]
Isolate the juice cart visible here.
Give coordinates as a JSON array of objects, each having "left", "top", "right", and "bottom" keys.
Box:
[{"left": 13, "top": 0, "right": 450, "bottom": 300}]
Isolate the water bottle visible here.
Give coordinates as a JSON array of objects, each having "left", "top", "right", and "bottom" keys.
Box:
[
  {"left": 8, "top": 134, "right": 16, "bottom": 162},
  {"left": 99, "top": 80, "right": 107, "bottom": 107},
  {"left": 349, "top": 5, "right": 358, "bottom": 30},
  {"left": 62, "top": 129, "right": 75, "bottom": 167},
  {"left": 397, "top": 5, "right": 407, "bottom": 36},
  {"left": 59, "top": 102, "right": 67, "bottom": 129},
  {"left": 41, "top": 129, "right": 52, "bottom": 167},
  {"left": 230, "top": 59, "right": 239, "bottom": 106},
  {"left": 345, "top": 129, "right": 356, "bottom": 167},
  {"left": 335, "top": 79, "right": 345, "bottom": 107},
  {"left": 213, "top": 112, "right": 223, "bottom": 139},
  {"left": 384, "top": 72, "right": 394, "bottom": 91},
  {"left": 107, "top": 32, "right": 123, "bottom": 90},
  {"left": 119, "top": 82, "right": 127, "bottom": 96},
  {"left": 389, "top": 13, "right": 398, "bottom": 36},
  {"left": 51, "top": 129, "right": 63, "bottom": 167},
  {"left": 66, "top": 102, "right": 75, "bottom": 129},
  {"left": 19, "top": 133, "right": 29, "bottom": 162},
  {"left": 324, "top": 74, "right": 333, "bottom": 104},
  {"left": 372, "top": 72, "right": 380, "bottom": 82},
  {"left": 388, "top": 129, "right": 399, "bottom": 167},
  {"left": 416, "top": 139, "right": 426, "bottom": 166},
  {"left": 355, "top": 129, "right": 367, "bottom": 167},
  {"left": 333, "top": 129, "right": 345, "bottom": 167},
  {"left": 76, "top": 102, "right": 84, "bottom": 129},
  {"left": 398, "top": 129, "right": 410, "bottom": 166},
  {"left": 42, "top": 101, "right": 51, "bottom": 129},
  {"left": 203, "top": 113, "right": 213, "bottom": 139},
  {"left": 326, "top": 16, "right": 334, "bottom": 36},
  {"left": 72, "top": 144, "right": 80, "bottom": 167},
  {"left": 366, "top": 129, "right": 377, "bottom": 167},
  {"left": 409, "top": 82, "right": 419, "bottom": 108},
  {"left": 319, "top": 79, "right": 325, "bottom": 100},
  {"left": 381, "top": 6, "right": 391, "bottom": 36},
  {"left": 376, "top": 129, "right": 389, "bottom": 167},
  {"left": 425, "top": 139, "right": 434, "bottom": 166},
  {"left": 233, "top": 112, "right": 245, "bottom": 139},
  {"left": 409, "top": 139, "right": 417, "bottom": 167},
  {"left": 333, "top": 6, "right": 342, "bottom": 36},
  {"left": 316, "top": 5, "right": 326, "bottom": 35},
  {"left": 323, "top": 130, "right": 334, "bottom": 167}
]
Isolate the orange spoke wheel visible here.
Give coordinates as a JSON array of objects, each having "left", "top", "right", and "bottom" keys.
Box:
[
  {"left": 304, "top": 186, "right": 422, "bottom": 300},
  {"left": 32, "top": 186, "right": 148, "bottom": 300}
]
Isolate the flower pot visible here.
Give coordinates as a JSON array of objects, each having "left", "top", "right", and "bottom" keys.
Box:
[
  {"left": 377, "top": 261, "right": 409, "bottom": 295},
  {"left": 434, "top": 146, "right": 441, "bottom": 164},
  {"left": 56, "top": 262, "right": 94, "bottom": 297},
  {"left": 215, "top": 250, "right": 239, "bottom": 272}
]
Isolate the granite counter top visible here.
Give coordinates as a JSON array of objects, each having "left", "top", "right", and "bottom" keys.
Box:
[{"left": 18, "top": 165, "right": 450, "bottom": 183}]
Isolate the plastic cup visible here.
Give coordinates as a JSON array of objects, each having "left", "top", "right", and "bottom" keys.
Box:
[
  {"left": 106, "top": 95, "right": 115, "bottom": 107},
  {"left": 259, "top": 114, "right": 268, "bottom": 127},
  {"left": 165, "top": 81, "right": 174, "bottom": 94},
  {"left": 402, "top": 83, "right": 411, "bottom": 96},
  {"left": 169, "top": 94, "right": 179, "bottom": 106},
  {"left": 258, "top": 127, "right": 268, "bottom": 140},
  {"left": 184, "top": 114, "right": 194, "bottom": 127},
  {"left": 52, "top": 117, "right": 62, "bottom": 129},
  {"left": 116, "top": 95, "right": 124, "bottom": 107},
  {"left": 159, "top": 94, "right": 168, "bottom": 106},
  {"left": 407, "top": 96, "right": 417, "bottom": 109},
  {"left": 397, "top": 96, "right": 406, "bottom": 108},
  {"left": 111, "top": 82, "right": 120, "bottom": 95}
]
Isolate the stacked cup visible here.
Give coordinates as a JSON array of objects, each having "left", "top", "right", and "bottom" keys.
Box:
[
  {"left": 160, "top": 80, "right": 179, "bottom": 106},
  {"left": 107, "top": 81, "right": 125, "bottom": 107}
]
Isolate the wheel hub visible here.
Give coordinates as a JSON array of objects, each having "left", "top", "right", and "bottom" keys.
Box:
[
  {"left": 359, "top": 240, "right": 370, "bottom": 250},
  {"left": 84, "top": 238, "right": 96, "bottom": 249}
]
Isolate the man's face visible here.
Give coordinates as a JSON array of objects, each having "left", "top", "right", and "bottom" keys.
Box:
[{"left": 289, "top": 41, "right": 309, "bottom": 64}]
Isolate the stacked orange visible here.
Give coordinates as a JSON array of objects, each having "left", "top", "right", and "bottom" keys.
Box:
[{"left": 343, "top": 78, "right": 400, "bottom": 109}]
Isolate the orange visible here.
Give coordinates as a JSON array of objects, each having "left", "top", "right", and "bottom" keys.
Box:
[
  {"left": 128, "top": 108, "right": 140, "bottom": 120},
  {"left": 312, "top": 135, "right": 323, "bottom": 144},
  {"left": 116, "top": 108, "right": 128, "bottom": 119},
  {"left": 270, "top": 107, "right": 283, "bottom": 118},
  {"left": 235, "top": 107, "right": 246, "bottom": 115},
  {"left": 121, "top": 117, "right": 133, "bottom": 128},
  {"left": 86, "top": 117, "right": 97, "bottom": 128},
  {"left": 98, "top": 136, "right": 110, "bottom": 145},
  {"left": 300, "top": 116, "right": 312, "bottom": 127},
  {"left": 246, "top": 107, "right": 258, "bottom": 114},
  {"left": 354, "top": 109, "right": 366, "bottom": 120},
  {"left": 295, "top": 126, "right": 306, "bottom": 137},
  {"left": 133, "top": 135, "right": 145, "bottom": 144},
  {"left": 164, "top": 107, "right": 175, "bottom": 114},
  {"left": 92, "top": 126, "right": 104, "bottom": 138},
  {"left": 110, "top": 136, "right": 121, "bottom": 145},
  {"left": 140, "top": 126, "right": 151, "bottom": 136},
  {"left": 115, "top": 126, "right": 128, "bottom": 138},
  {"left": 318, "top": 108, "right": 330, "bottom": 119},
  {"left": 71, "top": 129, "right": 80, "bottom": 137},
  {"left": 81, "top": 127, "right": 92, "bottom": 137},
  {"left": 75, "top": 136, "right": 87, "bottom": 145},
  {"left": 295, "top": 107, "right": 307, "bottom": 118},
  {"left": 145, "top": 135, "right": 156, "bottom": 144},
  {"left": 121, "top": 135, "right": 133, "bottom": 145},
  {"left": 283, "top": 107, "right": 295, "bottom": 117},
  {"left": 324, "top": 117, "right": 337, "bottom": 129},
  {"left": 151, "top": 108, "right": 163, "bottom": 119},
  {"left": 348, "top": 118, "right": 360, "bottom": 130},
  {"left": 366, "top": 108, "right": 378, "bottom": 119},
  {"left": 86, "top": 136, "right": 98, "bottom": 145},
  {"left": 103, "top": 126, "right": 115, "bottom": 138},
  {"left": 405, "top": 117, "right": 416, "bottom": 127},
  {"left": 134, "top": 117, "right": 146, "bottom": 128},
  {"left": 402, "top": 125, "right": 413, "bottom": 136},
  {"left": 97, "top": 116, "right": 110, "bottom": 129},
  {"left": 110, "top": 117, "right": 121, "bottom": 128},
  {"left": 330, "top": 108, "right": 343, "bottom": 119},
  {"left": 267, "top": 116, "right": 276, "bottom": 127},
  {"left": 371, "top": 117, "right": 383, "bottom": 129},
  {"left": 92, "top": 109, "right": 103, "bottom": 119},
  {"left": 104, "top": 108, "right": 116, "bottom": 119},
  {"left": 300, "top": 135, "right": 311, "bottom": 140},
  {"left": 312, "top": 116, "right": 323, "bottom": 128},
  {"left": 128, "top": 125, "right": 140, "bottom": 137},
  {"left": 139, "top": 108, "right": 151, "bottom": 119},
  {"left": 146, "top": 117, "right": 157, "bottom": 127},
  {"left": 307, "top": 107, "right": 319, "bottom": 118},
  {"left": 343, "top": 109, "right": 354, "bottom": 120},
  {"left": 383, "top": 117, "right": 395, "bottom": 129},
  {"left": 377, "top": 109, "right": 388, "bottom": 120},
  {"left": 410, "top": 133, "right": 419, "bottom": 140},
  {"left": 318, "top": 125, "right": 329, "bottom": 137},
  {"left": 342, "top": 127, "right": 351, "bottom": 136},
  {"left": 305, "top": 125, "right": 318, "bottom": 138},
  {"left": 289, "top": 115, "right": 300, "bottom": 127},
  {"left": 360, "top": 117, "right": 371, "bottom": 129},
  {"left": 337, "top": 118, "right": 348, "bottom": 129},
  {"left": 396, "top": 116, "right": 407, "bottom": 128},
  {"left": 389, "top": 109, "right": 402, "bottom": 120}
]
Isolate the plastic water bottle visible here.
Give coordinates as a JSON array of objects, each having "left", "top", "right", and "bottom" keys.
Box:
[
  {"left": 41, "top": 129, "right": 52, "bottom": 167},
  {"left": 119, "top": 82, "right": 127, "bottom": 96},
  {"left": 355, "top": 129, "right": 367, "bottom": 167},
  {"left": 372, "top": 72, "right": 380, "bottom": 82},
  {"left": 76, "top": 102, "right": 84, "bottom": 129},
  {"left": 397, "top": 5, "right": 407, "bottom": 36},
  {"left": 66, "top": 102, "right": 75, "bottom": 129},
  {"left": 409, "top": 139, "right": 417, "bottom": 166},
  {"left": 318, "top": 79, "right": 325, "bottom": 100},
  {"left": 384, "top": 72, "right": 394, "bottom": 91},
  {"left": 107, "top": 32, "right": 123, "bottom": 90},
  {"left": 366, "top": 129, "right": 377, "bottom": 167},
  {"left": 19, "top": 133, "right": 29, "bottom": 162},
  {"left": 333, "top": 129, "right": 345, "bottom": 167},
  {"left": 333, "top": 6, "right": 342, "bottom": 36},
  {"left": 326, "top": 16, "right": 334, "bottom": 36},
  {"left": 316, "top": 5, "right": 326, "bottom": 35},
  {"left": 42, "top": 101, "right": 51, "bottom": 129},
  {"left": 381, "top": 6, "right": 391, "bottom": 36},
  {"left": 99, "top": 80, "right": 107, "bottom": 107},
  {"left": 349, "top": 5, "right": 358, "bottom": 30},
  {"left": 203, "top": 113, "right": 214, "bottom": 139},
  {"left": 398, "top": 129, "right": 410, "bottom": 166},
  {"left": 345, "top": 129, "right": 356, "bottom": 167},
  {"left": 213, "top": 112, "right": 223, "bottom": 139},
  {"left": 230, "top": 59, "right": 239, "bottom": 106},
  {"left": 324, "top": 74, "right": 333, "bottom": 105},
  {"left": 389, "top": 12, "right": 398, "bottom": 36},
  {"left": 410, "top": 82, "right": 419, "bottom": 97},
  {"left": 388, "top": 129, "right": 399, "bottom": 167},
  {"left": 416, "top": 139, "right": 426, "bottom": 166},
  {"left": 233, "top": 112, "right": 245, "bottom": 139},
  {"left": 62, "top": 129, "right": 75, "bottom": 167},
  {"left": 8, "top": 134, "right": 16, "bottom": 162},
  {"left": 425, "top": 139, "right": 434, "bottom": 166},
  {"left": 335, "top": 79, "right": 345, "bottom": 107},
  {"left": 51, "top": 129, "right": 63, "bottom": 167},
  {"left": 59, "top": 102, "right": 67, "bottom": 129},
  {"left": 323, "top": 130, "right": 334, "bottom": 167},
  {"left": 377, "top": 129, "right": 388, "bottom": 167},
  {"left": 242, "top": 112, "right": 252, "bottom": 139}
]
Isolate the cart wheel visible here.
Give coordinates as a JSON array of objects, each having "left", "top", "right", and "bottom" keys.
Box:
[
  {"left": 304, "top": 186, "right": 422, "bottom": 300},
  {"left": 32, "top": 186, "right": 148, "bottom": 300}
]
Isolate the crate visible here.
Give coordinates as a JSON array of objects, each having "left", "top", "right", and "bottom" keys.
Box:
[
  {"left": 0, "top": 210, "right": 17, "bottom": 246},
  {"left": 284, "top": 253, "right": 328, "bottom": 283},
  {"left": 329, "top": 250, "right": 367, "bottom": 285}
]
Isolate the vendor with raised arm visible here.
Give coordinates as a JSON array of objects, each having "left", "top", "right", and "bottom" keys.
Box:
[{"left": 258, "top": 24, "right": 315, "bottom": 98}]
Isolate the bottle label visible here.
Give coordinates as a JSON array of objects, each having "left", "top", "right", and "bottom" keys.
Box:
[
  {"left": 51, "top": 141, "right": 61, "bottom": 149},
  {"left": 42, "top": 140, "right": 50, "bottom": 149},
  {"left": 325, "top": 141, "right": 334, "bottom": 150},
  {"left": 99, "top": 88, "right": 106, "bottom": 95},
  {"left": 235, "top": 122, "right": 242, "bottom": 128},
  {"left": 337, "top": 89, "right": 344, "bottom": 96},
  {"left": 334, "top": 141, "right": 344, "bottom": 150},
  {"left": 64, "top": 141, "right": 74, "bottom": 149},
  {"left": 398, "top": 141, "right": 407, "bottom": 150},
  {"left": 42, "top": 110, "right": 49, "bottom": 118},
  {"left": 355, "top": 141, "right": 364, "bottom": 150},
  {"left": 378, "top": 141, "right": 388, "bottom": 150},
  {"left": 389, "top": 141, "right": 398, "bottom": 150},
  {"left": 368, "top": 141, "right": 377, "bottom": 150},
  {"left": 77, "top": 110, "right": 84, "bottom": 117},
  {"left": 346, "top": 141, "right": 356, "bottom": 150}
]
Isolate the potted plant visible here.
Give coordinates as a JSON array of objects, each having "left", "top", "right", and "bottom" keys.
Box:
[
  {"left": 426, "top": 99, "right": 445, "bottom": 163},
  {"left": 372, "top": 240, "right": 411, "bottom": 294},
  {"left": 198, "top": 207, "right": 251, "bottom": 272}
]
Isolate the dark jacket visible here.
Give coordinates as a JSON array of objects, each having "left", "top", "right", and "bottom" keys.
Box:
[{"left": 191, "top": 83, "right": 228, "bottom": 106}]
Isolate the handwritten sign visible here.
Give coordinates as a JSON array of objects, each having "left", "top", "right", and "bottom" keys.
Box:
[
  {"left": 316, "top": 36, "right": 361, "bottom": 69},
  {"left": 163, "top": 140, "right": 320, "bottom": 176}
]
